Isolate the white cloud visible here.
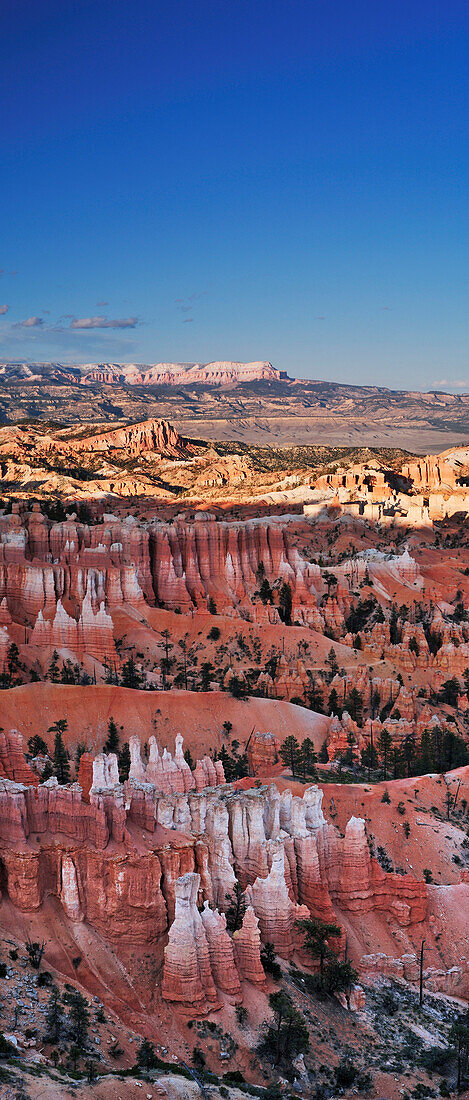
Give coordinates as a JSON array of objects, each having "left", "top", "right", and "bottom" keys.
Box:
[
  {"left": 0, "top": 304, "right": 8, "bottom": 315},
  {"left": 70, "top": 315, "right": 138, "bottom": 329},
  {"left": 20, "top": 316, "right": 43, "bottom": 327}
]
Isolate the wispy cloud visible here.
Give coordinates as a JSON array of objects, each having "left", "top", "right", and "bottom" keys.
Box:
[
  {"left": 96, "top": 300, "right": 108, "bottom": 307},
  {"left": 70, "top": 315, "right": 139, "bottom": 329},
  {"left": 18, "top": 316, "right": 44, "bottom": 327},
  {"left": 175, "top": 290, "right": 206, "bottom": 324},
  {"left": 0, "top": 304, "right": 8, "bottom": 316},
  {"left": 432, "top": 379, "right": 468, "bottom": 391}
]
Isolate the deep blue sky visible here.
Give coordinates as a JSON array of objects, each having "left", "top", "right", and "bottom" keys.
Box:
[{"left": 0, "top": 0, "right": 468, "bottom": 388}]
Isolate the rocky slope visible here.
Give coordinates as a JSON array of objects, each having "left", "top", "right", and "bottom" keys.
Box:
[
  {"left": 0, "top": 435, "right": 469, "bottom": 1095},
  {"left": 2, "top": 365, "right": 469, "bottom": 448}
]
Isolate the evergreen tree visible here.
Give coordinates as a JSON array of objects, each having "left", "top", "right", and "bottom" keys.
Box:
[
  {"left": 361, "top": 742, "right": 378, "bottom": 770},
  {"left": 328, "top": 687, "right": 342, "bottom": 717},
  {"left": 278, "top": 582, "right": 292, "bottom": 625},
  {"left": 440, "top": 677, "right": 460, "bottom": 707},
  {"left": 225, "top": 880, "right": 246, "bottom": 932},
  {"left": 104, "top": 716, "right": 120, "bottom": 754},
  {"left": 49, "top": 721, "right": 70, "bottom": 784},
  {"left": 322, "top": 957, "right": 358, "bottom": 998},
  {"left": 300, "top": 737, "right": 317, "bottom": 779},
  {"left": 389, "top": 604, "right": 400, "bottom": 644},
  {"left": 118, "top": 741, "right": 131, "bottom": 781},
  {"left": 448, "top": 1011, "right": 469, "bottom": 1093},
  {"left": 325, "top": 646, "right": 339, "bottom": 678},
  {"left": 279, "top": 735, "right": 301, "bottom": 777},
  {"left": 137, "top": 1038, "right": 157, "bottom": 1070},
  {"left": 121, "top": 654, "right": 144, "bottom": 689},
  {"left": 295, "top": 916, "right": 341, "bottom": 980},
  {"left": 419, "top": 728, "right": 434, "bottom": 774},
  {"left": 65, "top": 989, "right": 89, "bottom": 1049},
  {"left": 258, "top": 991, "right": 309, "bottom": 1067},
  {"left": 377, "top": 728, "right": 393, "bottom": 781},
  {"left": 48, "top": 650, "right": 61, "bottom": 683},
  {"left": 259, "top": 578, "right": 273, "bottom": 604},
  {"left": 184, "top": 747, "right": 195, "bottom": 770},
  {"left": 307, "top": 679, "right": 324, "bottom": 713},
  {"left": 7, "top": 642, "right": 20, "bottom": 679},
  {"left": 74, "top": 741, "right": 88, "bottom": 772},
  {"left": 345, "top": 687, "right": 364, "bottom": 725},
  {"left": 200, "top": 661, "right": 213, "bottom": 691},
  {"left": 28, "top": 734, "right": 48, "bottom": 757},
  {"left": 260, "top": 942, "right": 282, "bottom": 980},
  {"left": 403, "top": 733, "right": 416, "bottom": 778},
  {"left": 44, "top": 986, "right": 63, "bottom": 1044}
]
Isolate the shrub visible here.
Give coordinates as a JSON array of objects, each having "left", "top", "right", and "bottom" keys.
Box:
[
  {"left": 25, "top": 939, "right": 45, "bottom": 969},
  {"left": 37, "top": 970, "right": 52, "bottom": 987},
  {"left": 335, "top": 1059, "right": 357, "bottom": 1088},
  {"left": 261, "top": 943, "right": 282, "bottom": 981},
  {"left": 381, "top": 789, "right": 391, "bottom": 804},
  {"left": 0, "top": 1033, "right": 17, "bottom": 1057}
]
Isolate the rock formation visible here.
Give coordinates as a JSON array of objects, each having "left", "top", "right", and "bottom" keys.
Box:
[{"left": 161, "top": 872, "right": 220, "bottom": 1014}]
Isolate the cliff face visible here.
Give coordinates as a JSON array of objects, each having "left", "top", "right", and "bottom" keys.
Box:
[
  {"left": 0, "top": 736, "right": 430, "bottom": 959},
  {"left": 79, "top": 361, "right": 288, "bottom": 387},
  {"left": 148, "top": 517, "right": 322, "bottom": 613},
  {"left": 56, "top": 418, "right": 190, "bottom": 458},
  {"left": 2, "top": 723, "right": 466, "bottom": 1023}
]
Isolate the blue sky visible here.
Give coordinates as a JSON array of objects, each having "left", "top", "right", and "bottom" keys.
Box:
[{"left": 0, "top": 0, "right": 468, "bottom": 389}]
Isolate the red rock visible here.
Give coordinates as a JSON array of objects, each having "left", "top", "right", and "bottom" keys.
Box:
[
  {"left": 0, "top": 729, "right": 38, "bottom": 787},
  {"left": 200, "top": 901, "right": 242, "bottom": 999},
  {"left": 162, "top": 872, "right": 220, "bottom": 1014},
  {"left": 233, "top": 905, "right": 266, "bottom": 986}
]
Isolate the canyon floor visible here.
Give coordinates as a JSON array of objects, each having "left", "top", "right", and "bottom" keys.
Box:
[{"left": 0, "top": 399, "right": 468, "bottom": 1098}]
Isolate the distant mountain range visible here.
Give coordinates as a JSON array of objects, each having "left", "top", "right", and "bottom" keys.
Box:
[
  {"left": 0, "top": 360, "right": 469, "bottom": 452},
  {"left": 0, "top": 359, "right": 287, "bottom": 386}
]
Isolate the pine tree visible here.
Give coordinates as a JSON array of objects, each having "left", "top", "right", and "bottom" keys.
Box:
[
  {"left": 75, "top": 741, "right": 87, "bottom": 771},
  {"left": 259, "top": 991, "right": 309, "bottom": 1066},
  {"left": 65, "top": 989, "right": 89, "bottom": 1049},
  {"left": 328, "top": 687, "right": 342, "bottom": 717},
  {"left": 225, "top": 881, "right": 246, "bottom": 932},
  {"left": 118, "top": 741, "right": 131, "bottom": 781},
  {"left": 44, "top": 986, "right": 63, "bottom": 1044},
  {"left": 295, "top": 916, "right": 341, "bottom": 980},
  {"left": 28, "top": 734, "right": 48, "bottom": 757},
  {"left": 325, "top": 646, "right": 339, "bottom": 677},
  {"left": 49, "top": 721, "right": 70, "bottom": 784},
  {"left": 344, "top": 687, "right": 363, "bottom": 725},
  {"left": 300, "top": 737, "right": 317, "bottom": 779},
  {"left": 104, "top": 716, "right": 120, "bottom": 754},
  {"left": 279, "top": 735, "right": 301, "bottom": 777},
  {"left": 48, "top": 650, "right": 61, "bottom": 683},
  {"left": 200, "top": 661, "right": 213, "bottom": 691},
  {"left": 137, "top": 1038, "right": 157, "bottom": 1070},
  {"left": 278, "top": 582, "right": 292, "bottom": 625},
  {"left": 121, "top": 654, "right": 144, "bottom": 689},
  {"left": 377, "top": 728, "right": 393, "bottom": 781},
  {"left": 7, "top": 642, "right": 20, "bottom": 679}
]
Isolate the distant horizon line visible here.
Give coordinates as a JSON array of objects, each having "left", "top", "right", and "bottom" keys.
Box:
[{"left": 0, "top": 357, "right": 468, "bottom": 398}]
